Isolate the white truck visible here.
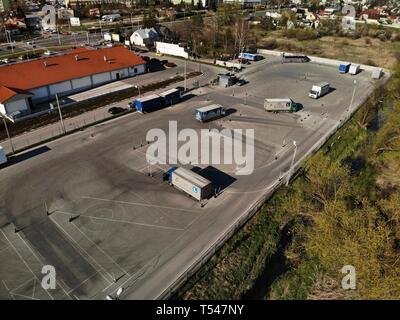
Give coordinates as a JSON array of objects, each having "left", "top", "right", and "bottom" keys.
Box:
[
  {"left": 309, "top": 82, "right": 330, "bottom": 99},
  {"left": 0, "top": 146, "right": 7, "bottom": 165},
  {"left": 349, "top": 64, "right": 361, "bottom": 75},
  {"left": 164, "top": 167, "right": 213, "bottom": 201}
]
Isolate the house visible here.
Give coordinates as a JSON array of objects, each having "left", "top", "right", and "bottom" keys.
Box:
[
  {"left": 361, "top": 9, "right": 381, "bottom": 20},
  {"left": 0, "top": 46, "right": 146, "bottom": 118},
  {"left": 130, "top": 28, "right": 160, "bottom": 47}
]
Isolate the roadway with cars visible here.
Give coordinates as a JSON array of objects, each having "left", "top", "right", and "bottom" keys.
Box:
[{"left": 0, "top": 55, "right": 382, "bottom": 300}]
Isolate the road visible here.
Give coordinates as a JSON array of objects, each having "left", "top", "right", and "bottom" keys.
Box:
[{"left": 0, "top": 55, "right": 382, "bottom": 300}]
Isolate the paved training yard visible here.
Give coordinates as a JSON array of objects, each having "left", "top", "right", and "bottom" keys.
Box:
[{"left": 0, "top": 54, "right": 381, "bottom": 299}]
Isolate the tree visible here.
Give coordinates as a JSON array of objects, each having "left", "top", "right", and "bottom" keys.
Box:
[
  {"left": 260, "top": 16, "right": 276, "bottom": 31},
  {"left": 142, "top": 8, "right": 158, "bottom": 28}
]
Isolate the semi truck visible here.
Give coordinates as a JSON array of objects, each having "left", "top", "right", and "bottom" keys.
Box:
[
  {"left": 134, "top": 89, "right": 182, "bottom": 113},
  {"left": 134, "top": 94, "right": 165, "bottom": 113},
  {"left": 264, "top": 98, "right": 303, "bottom": 113},
  {"left": 0, "top": 146, "right": 7, "bottom": 166},
  {"left": 309, "top": 82, "right": 330, "bottom": 99},
  {"left": 164, "top": 167, "right": 213, "bottom": 201},
  {"left": 349, "top": 64, "right": 361, "bottom": 75},
  {"left": 339, "top": 63, "right": 351, "bottom": 74},
  {"left": 195, "top": 104, "right": 226, "bottom": 122},
  {"left": 159, "top": 88, "right": 181, "bottom": 106}
]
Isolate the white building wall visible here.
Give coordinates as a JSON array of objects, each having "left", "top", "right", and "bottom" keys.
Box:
[
  {"left": 30, "top": 86, "right": 49, "bottom": 101},
  {"left": 130, "top": 33, "right": 145, "bottom": 46},
  {"left": 49, "top": 80, "right": 73, "bottom": 96},
  {"left": 110, "top": 68, "right": 128, "bottom": 80},
  {"left": 71, "top": 76, "right": 92, "bottom": 90},
  {"left": 91, "top": 72, "right": 112, "bottom": 85},
  {"left": 155, "top": 42, "right": 189, "bottom": 59},
  {"left": 128, "top": 64, "right": 145, "bottom": 76},
  {"left": 4, "top": 99, "right": 29, "bottom": 114}
]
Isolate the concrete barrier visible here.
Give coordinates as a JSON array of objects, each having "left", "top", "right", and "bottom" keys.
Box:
[
  {"left": 257, "top": 48, "right": 391, "bottom": 77},
  {"left": 215, "top": 60, "right": 242, "bottom": 70}
]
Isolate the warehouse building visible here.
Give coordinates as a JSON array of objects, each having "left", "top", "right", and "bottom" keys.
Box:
[{"left": 0, "top": 46, "right": 146, "bottom": 118}]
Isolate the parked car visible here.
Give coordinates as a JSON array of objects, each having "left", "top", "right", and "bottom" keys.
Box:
[
  {"left": 165, "top": 62, "right": 177, "bottom": 68},
  {"left": 141, "top": 55, "right": 150, "bottom": 62},
  {"left": 108, "top": 107, "right": 126, "bottom": 115},
  {"left": 43, "top": 50, "right": 56, "bottom": 56},
  {"left": 236, "top": 79, "right": 248, "bottom": 86}
]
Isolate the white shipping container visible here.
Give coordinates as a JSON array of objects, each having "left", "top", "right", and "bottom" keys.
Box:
[
  {"left": 171, "top": 167, "right": 213, "bottom": 201},
  {"left": 0, "top": 146, "right": 7, "bottom": 165}
]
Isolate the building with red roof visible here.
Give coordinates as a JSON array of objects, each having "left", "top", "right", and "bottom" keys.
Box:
[{"left": 0, "top": 46, "right": 146, "bottom": 118}]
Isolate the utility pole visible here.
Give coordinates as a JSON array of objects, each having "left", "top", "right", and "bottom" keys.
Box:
[
  {"left": 1, "top": 115, "right": 15, "bottom": 154},
  {"left": 55, "top": 93, "right": 66, "bottom": 134},
  {"left": 184, "top": 60, "right": 187, "bottom": 91},
  {"left": 86, "top": 31, "right": 90, "bottom": 45},
  {"left": 286, "top": 141, "right": 297, "bottom": 186}
]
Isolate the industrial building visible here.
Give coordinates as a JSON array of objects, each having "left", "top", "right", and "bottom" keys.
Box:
[{"left": 0, "top": 46, "right": 146, "bottom": 118}]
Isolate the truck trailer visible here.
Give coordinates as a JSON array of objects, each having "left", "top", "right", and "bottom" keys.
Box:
[
  {"left": 195, "top": 104, "right": 226, "bottom": 122},
  {"left": 264, "top": 98, "right": 303, "bottom": 113},
  {"left": 339, "top": 63, "right": 351, "bottom": 74},
  {"left": 309, "top": 82, "right": 330, "bottom": 99},
  {"left": 159, "top": 88, "right": 181, "bottom": 106},
  {"left": 164, "top": 167, "right": 213, "bottom": 201},
  {"left": 134, "top": 94, "right": 165, "bottom": 113}
]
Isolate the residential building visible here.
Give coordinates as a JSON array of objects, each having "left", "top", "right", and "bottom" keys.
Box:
[
  {"left": 0, "top": 46, "right": 146, "bottom": 117},
  {"left": 130, "top": 28, "right": 159, "bottom": 47}
]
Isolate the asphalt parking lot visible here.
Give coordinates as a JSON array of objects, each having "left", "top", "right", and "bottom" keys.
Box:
[{"left": 0, "top": 55, "right": 382, "bottom": 299}]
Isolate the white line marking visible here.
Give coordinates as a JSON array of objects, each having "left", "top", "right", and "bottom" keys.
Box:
[
  {"left": 0, "top": 229, "right": 54, "bottom": 301},
  {"left": 57, "top": 210, "right": 184, "bottom": 231},
  {"left": 17, "top": 233, "right": 72, "bottom": 299},
  {"left": 49, "top": 215, "right": 114, "bottom": 285},
  {"left": 11, "top": 292, "right": 40, "bottom": 300},
  {"left": 81, "top": 196, "right": 202, "bottom": 213},
  {"left": 68, "top": 219, "right": 131, "bottom": 277},
  {"left": 67, "top": 272, "right": 98, "bottom": 294},
  {"left": 2, "top": 280, "right": 9, "bottom": 291}
]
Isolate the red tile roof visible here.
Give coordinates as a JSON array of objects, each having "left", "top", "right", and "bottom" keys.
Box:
[
  {"left": 0, "top": 46, "right": 145, "bottom": 91},
  {"left": 0, "top": 86, "right": 32, "bottom": 104}
]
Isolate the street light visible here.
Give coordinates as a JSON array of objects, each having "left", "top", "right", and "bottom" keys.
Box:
[
  {"left": 134, "top": 84, "right": 141, "bottom": 97},
  {"left": 1, "top": 114, "right": 15, "bottom": 154}
]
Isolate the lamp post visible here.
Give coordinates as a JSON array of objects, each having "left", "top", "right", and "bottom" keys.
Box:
[
  {"left": 1, "top": 115, "right": 15, "bottom": 154},
  {"left": 55, "top": 93, "right": 66, "bottom": 134}
]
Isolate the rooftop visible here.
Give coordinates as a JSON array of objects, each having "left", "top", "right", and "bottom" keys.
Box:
[{"left": 0, "top": 46, "right": 145, "bottom": 92}]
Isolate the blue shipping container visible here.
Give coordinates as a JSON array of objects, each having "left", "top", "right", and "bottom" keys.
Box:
[
  {"left": 339, "top": 63, "right": 351, "bottom": 74},
  {"left": 135, "top": 94, "right": 165, "bottom": 113},
  {"left": 159, "top": 88, "right": 181, "bottom": 106}
]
